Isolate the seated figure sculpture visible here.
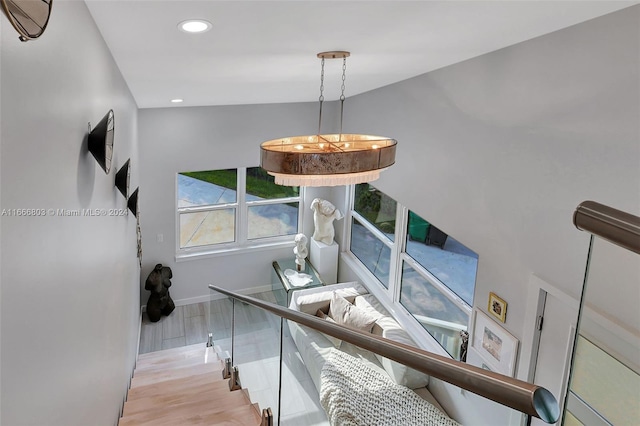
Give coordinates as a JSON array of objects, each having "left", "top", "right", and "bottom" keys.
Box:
[
  {"left": 293, "top": 233, "right": 308, "bottom": 271},
  {"left": 311, "top": 198, "right": 343, "bottom": 245},
  {"left": 145, "top": 263, "right": 176, "bottom": 322}
]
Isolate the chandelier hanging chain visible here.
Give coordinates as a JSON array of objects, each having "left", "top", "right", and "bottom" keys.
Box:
[
  {"left": 317, "top": 57, "right": 325, "bottom": 136},
  {"left": 339, "top": 55, "right": 347, "bottom": 138},
  {"left": 340, "top": 56, "right": 347, "bottom": 101}
]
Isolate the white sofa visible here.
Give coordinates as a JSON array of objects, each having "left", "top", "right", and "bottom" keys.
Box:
[{"left": 287, "top": 282, "right": 449, "bottom": 416}]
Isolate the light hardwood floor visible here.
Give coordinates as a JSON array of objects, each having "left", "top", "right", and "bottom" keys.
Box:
[
  {"left": 139, "top": 302, "right": 209, "bottom": 353},
  {"left": 138, "top": 292, "right": 329, "bottom": 425}
]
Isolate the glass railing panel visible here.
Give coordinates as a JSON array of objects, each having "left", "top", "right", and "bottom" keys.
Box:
[
  {"left": 567, "top": 335, "right": 639, "bottom": 425},
  {"left": 563, "top": 410, "right": 583, "bottom": 426},
  {"left": 564, "top": 236, "right": 640, "bottom": 424},
  {"left": 279, "top": 318, "right": 329, "bottom": 426},
  {"left": 208, "top": 290, "right": 233, "bottom": 357},
  {"left": 210, "top": 283, "right": 563, "bottom": 425},
  {"left": 231, "top": 291, "right": 282, "bottom": 422},
  {"left": 572, "top": 335, "right": 639, "bottom": 423}
]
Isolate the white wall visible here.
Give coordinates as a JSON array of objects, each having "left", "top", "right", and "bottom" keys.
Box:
[
  {"left": 335, "top": 6, "right": 639, "bottom": 425},
  {"left": 138, "top": 104, "right": 334, "bottom": 304},
  {"left": 0, "top": 2, "right": 140, "bottom": 425}
]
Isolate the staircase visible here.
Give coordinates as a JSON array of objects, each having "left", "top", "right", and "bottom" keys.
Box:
[{"left": 119, "top": 343, "right": 271, "bottom": 425}]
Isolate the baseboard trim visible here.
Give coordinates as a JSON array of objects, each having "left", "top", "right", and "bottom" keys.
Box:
[{"left": 140, "top": 284, "right": 274, "bottom": 312}]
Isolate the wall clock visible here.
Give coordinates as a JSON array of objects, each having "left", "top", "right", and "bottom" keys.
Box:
[{"left": 1, "top": 0, "right": 53, "bottom": 42}]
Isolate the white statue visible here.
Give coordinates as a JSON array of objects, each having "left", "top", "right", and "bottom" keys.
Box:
[
  {"left": 293, "top": 233, "right": 308, "bottom": 271},
  {"left": 311, "top": 198, "right": 343, "bottom": 245}
]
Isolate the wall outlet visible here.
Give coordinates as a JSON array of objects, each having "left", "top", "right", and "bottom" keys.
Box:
[{"left": 157, "top": 233, "right": 163, "bottom": 243}]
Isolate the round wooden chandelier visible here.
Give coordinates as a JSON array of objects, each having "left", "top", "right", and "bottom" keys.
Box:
[{"left": 260, "top": 52, "right": 397, "bottom": 187}]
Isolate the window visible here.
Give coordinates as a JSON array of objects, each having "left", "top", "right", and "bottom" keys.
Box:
[
  {"left": 177, "top": 167, "right": 301, "bottom": 254},
  {"left": 348, "top": 184, "right": 478, "bottom": 360},
  {"left": 350, "top": 217, "right": 393, "bottom": 287},
  {"left": 400, "top": 209, "right": 478, "bottom": 359},
  {"left": 350, "top": 184, "right": 397, "bottom": 287}
]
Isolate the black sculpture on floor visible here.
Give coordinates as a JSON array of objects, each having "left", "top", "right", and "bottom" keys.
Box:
[{"left": 145, "top": 264, "right": 175, "bottom": 322}]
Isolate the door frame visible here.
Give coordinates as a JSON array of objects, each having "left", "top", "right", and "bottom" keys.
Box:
[{"left": 520, "top": 274, "right": 579, "bottom": 425}]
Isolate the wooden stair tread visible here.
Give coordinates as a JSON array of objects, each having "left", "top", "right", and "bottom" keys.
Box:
[
  {"left": 120, "top": 391, "right": 255, "bottom": 425},
  {"left": 122, "top": 343, "right": 265, "bottom": 426},
  {"left": 128, "top": 370, "right": 229, "bottom": 401},
  {"left": 124, "top": 383, "right": 240, "bottom": 417},
  {"left": 134, "top": 357, "right": 221, "bottom": 378},
  {"left": 131, "top": 360, "right": 222, "bottom": 387},
  {"left": 125, "top": 403, "right": 262, "bottom": 426},
  {"left": 137, "top": 343, "right": 211, "bottom": 361},
  {"left": 136, "top": 346, "right": 220, "bottom": 372},
  {"left": 133, "top": 358, "right": 221, "bottom": 379},
  {"left": 190, "top": 403, "right": 262, "bottom": 426}
]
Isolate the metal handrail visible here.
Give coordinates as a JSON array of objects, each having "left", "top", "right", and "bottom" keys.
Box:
[
  {"left": 573, "top": 200, "right": 640, "bottom": 254},
  {"left": 209, "top": 284, "right": 559, "bottom": 423}
]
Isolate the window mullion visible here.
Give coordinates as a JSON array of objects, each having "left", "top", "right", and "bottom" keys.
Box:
[
  {"left": 178, "top": 203, "right": 238, "bottom": 214},
  {"left": 246, "top": 196, "right": 300, "bottom": 207},
  {"left": 237, "top": 167, "right": 247, "bottom": 244},
  {"left": 389, "top": 204, "right": 408, "bottom": 303},
  {"left": 351, "top": 211, "right": 394, "bottom": 248},
  {"left": 297, "top": 186, "right": 305, "bottom": 238},
  {"left": 342, "top": 184, "right": 356, "bottom": 249}
]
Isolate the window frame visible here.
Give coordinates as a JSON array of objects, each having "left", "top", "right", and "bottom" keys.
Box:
[
  {"left": 176, "top": 166, "right": 303, "bottom": 261},
  {"left": 349, "top": 210, "right": 397, "bottom": 288},
  {"left": 344, "top": 184, "right": 475, "bottom": 359}
]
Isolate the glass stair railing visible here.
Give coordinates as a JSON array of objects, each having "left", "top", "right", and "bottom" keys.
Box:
[
  {"left": 566, "top": 201, "right": 640, "bottom": 425},
  {"left": 204, "top": 200, "right": 637, "bottom": 426},
  {"left": 208, "top": 289, "right": 282, "bottom": 423},
  {"left": 208, "top": 284, "right": 559, "bottom": 426},
  {"left": 208, "top": 285, "right": 329, "bottom": 425}
]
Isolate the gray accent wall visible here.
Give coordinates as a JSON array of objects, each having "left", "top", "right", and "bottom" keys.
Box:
[
  {"left": 1, "top": 2, "right": 140, "bottom": 425},
  {"left": 336, "top": 6, "right": 639, "bottom": 424}
]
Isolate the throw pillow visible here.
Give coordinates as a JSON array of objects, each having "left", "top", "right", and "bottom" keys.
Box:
[
  {"left": 292, "top": 282, "right": 367, "bottom": 314},
  {"left": 316, "top": 309, "right": 342, "bottom": 348},
  {"left": 329, "top": 292, "right": 377, "bottom": 333},
  {"left": 354, "top": 294, "right": 430, "bottom": 389},
  {"left": 378, "top": 327, "right": 430, "bottom": 389}
]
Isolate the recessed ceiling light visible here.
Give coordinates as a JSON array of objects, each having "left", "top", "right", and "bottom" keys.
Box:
[
  {"left": 171, "top": 98, "right": 183, "bottom": 103},
  {"left": 178, "top": 19, "right": 212, "bottom": 34}
]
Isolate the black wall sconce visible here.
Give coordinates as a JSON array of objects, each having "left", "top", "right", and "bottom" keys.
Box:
[
  {"left": 115, "top": 159, "right": 131, "bottom": 198},
  {"left": 88, "top": 110, "right": 114, "bottom": 174},
  {"left": 128, "top": 187, "right": 139, "bottom": 218},
  {"left": 1, "top": 0, "right": 53, "bottom": 42}
]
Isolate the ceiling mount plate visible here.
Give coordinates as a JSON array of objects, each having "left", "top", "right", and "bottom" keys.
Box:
[{"left": 317, "top": 51, "right": 350, "bottom": 59}]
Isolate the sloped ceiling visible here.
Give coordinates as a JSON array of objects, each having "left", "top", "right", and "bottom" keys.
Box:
[{"left": 86, "top": 1, "right": 637, "bottom": 108}]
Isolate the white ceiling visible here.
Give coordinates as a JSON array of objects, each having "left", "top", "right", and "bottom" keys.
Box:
[{"left": 86, "top": 1, "right": 637, "bottom": 109}]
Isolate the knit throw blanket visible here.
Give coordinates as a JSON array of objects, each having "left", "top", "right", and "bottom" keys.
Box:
[{"left": 320, "top": 349, "right": 461, "bottom": 426}]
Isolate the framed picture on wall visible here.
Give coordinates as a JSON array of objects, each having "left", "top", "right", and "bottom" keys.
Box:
[
  {"left": 466, "top": 346, "right": 494, "bottom": 372},
  {"left": 471, "top": 308, "right": 519, "bottom": 376},
  {"left": 488, "top": 292, "right": 507, "bottom": 322}
]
